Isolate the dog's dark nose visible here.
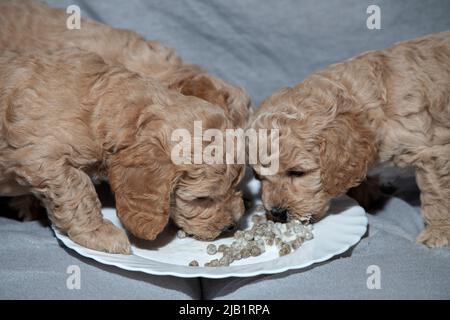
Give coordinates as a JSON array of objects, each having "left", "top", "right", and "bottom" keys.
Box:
[
  {"left": 224, "top": 224, "right": 237, "bottom": 232},
  {"left": 270, "top": 206, "right": 288, "bottom": 222}
]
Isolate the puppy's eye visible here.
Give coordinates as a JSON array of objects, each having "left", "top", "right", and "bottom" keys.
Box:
[{"left": 287, "top": 170, "right": 305, "bottom": 177}]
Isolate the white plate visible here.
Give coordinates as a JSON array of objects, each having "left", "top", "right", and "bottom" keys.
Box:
[{"left": 53, "top": 195, "right": 367, "bottom": 278}]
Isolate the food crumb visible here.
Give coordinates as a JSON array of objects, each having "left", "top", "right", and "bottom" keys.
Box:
[
  {"left": 177, "top": 230, "right": 187, "bottom": 239},
  {"left": 188, "top": 260, "right": 199, "bottom": 267},
  {"left": 206, "top": 244, "right": 217, "bottom": 255}
]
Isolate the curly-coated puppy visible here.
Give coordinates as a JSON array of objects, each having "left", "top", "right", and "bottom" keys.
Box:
[
  {"left": 0, "top": 49, "right": 245, "bottom": 253},
  {"left": 0, "top": 0, "right": 252, "bottom": 219},
  {"left": 249, "top": 31, "right": 450, "bottom": 247}
]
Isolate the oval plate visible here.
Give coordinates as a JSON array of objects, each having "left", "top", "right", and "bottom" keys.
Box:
[{"left": 53, "top": 195, "right": 367, "bottom": 278}]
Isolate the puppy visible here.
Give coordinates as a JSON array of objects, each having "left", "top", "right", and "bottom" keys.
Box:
[
  {"left": 0, "top": 0, "right": 252, "bottom": 219},
  {"left": 249, "top": 31, "right": 450, "bottom": 247},
  {"left": 0, "top": 49, "right": 245, "bottom": 253}
]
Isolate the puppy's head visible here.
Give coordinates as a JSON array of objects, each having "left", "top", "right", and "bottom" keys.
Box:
[
  {"left": 249, "top": 76, "right": 377, "bottom": 223},
  {"left": 170, "top": 163, "right": 245, "bottom": 240},
  {"left": 107, "top": 91, "right": 245, "bottom": 241}
]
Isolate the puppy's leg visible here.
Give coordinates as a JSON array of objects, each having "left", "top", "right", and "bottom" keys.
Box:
[
  {"left": 415, "top": 155, "right": 450, "bottom": 248},
  {"left": 26, "top": 165, "right": 131, "bottom": 254}
]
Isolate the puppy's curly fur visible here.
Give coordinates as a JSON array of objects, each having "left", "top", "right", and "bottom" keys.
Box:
[
  {"left": 0, "top": 49, "right": 245, "bottom": 253},
  {"left": 0, "top": 0, "right": 251, "bottom": 129},
  {"left": 0, "top": 0, "right": 251, "bottom": 223},
  {"left": 249, "top": 31, "right": 450, "bottom": 247}
]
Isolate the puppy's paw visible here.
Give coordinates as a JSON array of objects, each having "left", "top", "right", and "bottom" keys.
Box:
[
  {"left": 417, "top": 225, "right": 450, "bottom": 248},
  {"left": 71, "top": 220, "right": 131, "bottom": 254}
]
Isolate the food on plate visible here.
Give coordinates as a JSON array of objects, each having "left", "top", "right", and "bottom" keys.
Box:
[
  {"left": 188, "top": 260, "right": 199, "bottom": 267},
  {"left": 183, "top": 213, "right": 313, "bottom": 267}
]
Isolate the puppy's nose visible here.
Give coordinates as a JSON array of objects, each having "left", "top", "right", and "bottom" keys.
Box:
[
  {"left": 223, "top": 224, "right": 237, "bottom": 233},
  {"left": 270, "top": 206, "right": 288, "bottom": 222}
]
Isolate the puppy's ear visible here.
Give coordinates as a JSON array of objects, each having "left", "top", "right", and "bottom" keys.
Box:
[
  {"left": 318, "top": 111, "right": 377, "bottom": 197},
  {"left": 176, "top": 75, "right": 251, "bottom": 127},
  {"left": 178, "top": 75, "right": 229, "bottom": 108},
  {"left": 108, "top": 144, "right": 177, "bottom": 240}
]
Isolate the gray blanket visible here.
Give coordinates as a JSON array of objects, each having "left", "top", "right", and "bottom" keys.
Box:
[{"left": 0, "top": 0, "right": 449, "bottom": 299}]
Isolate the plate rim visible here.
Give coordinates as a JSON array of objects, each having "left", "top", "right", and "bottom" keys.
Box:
[{"left": 53, "top": 197, "right": 368, "bottom": 279}]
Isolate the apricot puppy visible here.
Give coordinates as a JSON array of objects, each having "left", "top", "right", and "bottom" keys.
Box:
[
  {"left": 0, "top": 49, "right": 245, "bottom": 253},
  {"left": 249, "top": 31, "right": 450, "bottom": 247},
  {"left": 0, "top": 0, "right": 252, "bottom": 221}
]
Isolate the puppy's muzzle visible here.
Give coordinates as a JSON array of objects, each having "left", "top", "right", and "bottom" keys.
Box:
[
  {"left": 270, "top": 206, "right": 288, "bottom": 222},
  {"left": 223, "top": 223, "right": 237, "bottom": 233}
]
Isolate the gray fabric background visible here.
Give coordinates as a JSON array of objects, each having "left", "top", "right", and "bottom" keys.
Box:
[{"left": 0, "top": 0, "right": 449, "bottom": 299}]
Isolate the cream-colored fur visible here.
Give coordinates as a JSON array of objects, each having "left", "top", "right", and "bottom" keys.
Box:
[
  {"left": 249, "top": 31, "right": 450, "bottom": 247},
  {"left": 0, "top": 0, "right": 251, "bottom": 128},
  {"left": 0, "top": 49, "right": 245, "bottom": 253}
]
